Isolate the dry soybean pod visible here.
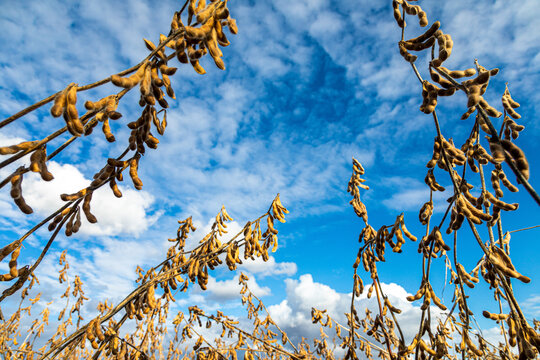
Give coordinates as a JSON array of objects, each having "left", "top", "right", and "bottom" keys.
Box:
[{"left": 500, "top": 139, "right": 529, "bottom": 180}]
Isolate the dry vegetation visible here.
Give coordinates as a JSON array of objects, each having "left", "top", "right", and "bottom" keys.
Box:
[{"left": 0, "top": 0, "right": 539, "bottom": 359}]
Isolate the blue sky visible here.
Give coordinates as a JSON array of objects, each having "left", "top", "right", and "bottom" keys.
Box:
[{"left": 1, "top": 0, "right": 539, "bottom": 349}]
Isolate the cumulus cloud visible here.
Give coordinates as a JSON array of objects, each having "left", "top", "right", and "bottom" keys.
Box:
[
  {"left": 14, "top": 161, "right": 159, "bottom": 237},
  {"left": 380, "top": 176, "right": 450, "bottom": 213},
  {"left": 240, "top": 256, "right": 297, "bottom": 278},
  {"left": 207, "top": 274, "right": 271, "bottom": 300},
  {"left": 268, "top": 274, "right": 448, "bottom": 345}
]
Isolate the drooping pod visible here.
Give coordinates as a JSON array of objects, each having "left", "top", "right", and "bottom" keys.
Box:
[{"left": 500, "top": 139, "right": 529, "bottom": 180}]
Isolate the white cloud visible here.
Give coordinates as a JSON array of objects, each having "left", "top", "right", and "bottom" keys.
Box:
[
  {"left": 380, "top": 176, "right": 450, "bottom": 213},
  {"left": 268, "top": 274, "right": 449, "bottom": 345},
  {"left": 521, "top": 294, "right": 540, "bottom": 318},
  {"left": 240, "top": 256, "right": 297, "bottom": 278},
  {"left": 21, "top": 161, "right": 158, "bottom": 237},
  {"left": 206, "top": 274, "right": 271, "bottom": 301}
]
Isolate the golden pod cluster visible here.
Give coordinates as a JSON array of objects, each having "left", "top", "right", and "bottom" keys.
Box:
[
  {"left": 455, "top": 194, "right": 492, "bottom": 225},
  {"left": 51, "top": 83, "right": 85, "bottom": 137},
  {"left": 127, "top": 105, "right": 162, "bottom": 154},
  {"left": 85, "top": 95, "right": 122, "bottom": 141},
  {"left": 406, "top": 281, "right": 446, "bottom": 310},
  {"left": 503, "top": 115, "right": 525, "bottom": 140},
  {"left": 85, "top": 317, "right": 105, "bottom": 350},
  {"left": 462, "top": 67, "right": 498, "bottom": 108},
  {"left": 181, "top": 0, "right": 237, "bottom": 74},
  {"left": 441, "top": 137, "right": 466, "bottom": 166},
  {"left": 353, "top": 274, "right": 364, "bottom": 297},
  {"left": 419, "top": 80, "right": 440, "bottom": 114},
  {"left": 64, "top": 207, "right": 82, "bottom": 236},
  {"left": 271, "top": 194, "right": 289, "bottom": 223}
]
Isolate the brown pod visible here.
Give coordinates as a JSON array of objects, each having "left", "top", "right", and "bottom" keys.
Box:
[
  {"left": 461, "top": 106, "right": 476, "bottom": 120},
  {"left": 110, "top": 75, "right": 131, "bottom": 88},
  {"left": 107, "top": 158, "right": 127, "bottom": 168},
  {"left": 499, "top": 171, "right": 518, "bottom": 192},
  {"left": 129, "top": 155, "right": 143, "bottom": 190},
  {"left": 29, "top": 148, "right": 44, "bottom": 173},
  {"left": 479, "top": 97, "right": 502, "bottom": 118},
  {"left": 150, "top": 66, "right": 163, "bottom": 87},
  {"left": 72, "top": 209, "right": 81, "bottom": 233},
  {"left": 10, "top": 174, "right": 33, "bottom": 214},
  {"left": 227, "top": 16, "right": 238, "bottom": 34},
  {"left": 61, "top": 188, "right": 86, "bottom": 201},
  {"left": 84, "top": 95, "right": 109, "bottom": 111},
  {"left": 37, "top": 149, "right": 53, "bottom": 181},
  {"left": 111, "top": 62, "right": 147, "bottom": 88},
  {"left": 65, "top": 210, "right": 76, "bottom": 236},
  {"left": 66, "top": 85, "right": 77, "bottom": 105},
  {"left": 140, "top": 65, "right": 152, "bottom": 96},
  {"left": 159, "top": 64, "right": 177, "bottom": 76},
  {"left": 392, "top": 0, "right": 405, "bottom": 28},
  {"left": 215, "top": 20, "right": 230, "bottom": 46},
  {"left": 205, "top": 28, "right": 223, "bottom": 58},
  {"left": 491, "top": 170, "right": 503, "bottom": 197},
  {"left": 488, "top": 139, "right": 505, "bottom": 163},
  {"left": 190, "top": 59, "right": 207, "bottom": 75},
  {"left": 82, "top": 192, "right": 98, "bottom": 223},
  {"left": 51, "top": 90, "right": 67, "bottom": 117},
  {"left": 430, "top": 68, "right": 454, "bottom": 88},
  {"left": 419, "top": 201, "right": 433, "bottom": 225},
  {"left": 409, "top": 21, "right": 440, "bottom": 44},
  {"left": 8, "top": 247, "right": 20, "bottom": 278},
  {"left": 484, "top": 191, "right": 518, "bottom": 211},
  {"left": 418, "top": 10, "right": 428, "bottom": 27},
  {"left": 426, "top": 138, "right": 441, "bottom": 168},
  {"left": 143, "top": 38, "right": 156, "bottom": 52},
  {"left": 93, "top": 317, "right": 105, "bottom": 342},
  {"left": 466, "top": 84, "right": 482, "bottom": 108},
  {"left": 398, "top": 42, "right": 417, "bottom": 62},
  {"left": 0, "top": 241, "right": 20, "bottom": 262},
  {"left": 500, "top": 139, "right": 529, "bottom": 180},
  {"left": 437, "top": 87, "right": 456, "bottom": 97},
  {"left": 176, "top": 48, "right": 189, "bottom": 64},
  {"left": 65, "top": 104, "right": 83, "bottom": 135},
  {"left": 440, "top": 66, "right": 476, "bottom": 79},
  {"left": 187, "top": 45, "right": 204, "bottom": 60},
  {"left": 102, "top": 119, "right": 115, "bottom": 142},
  {"left": 185, "top": 26, "right": 208, "bottom": 40},
  {"left": 196, "top": 1, "right": 218, "bottom": 24},
  {"left": 502, "top": 96, "right": 521, "bottom": 119}
]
